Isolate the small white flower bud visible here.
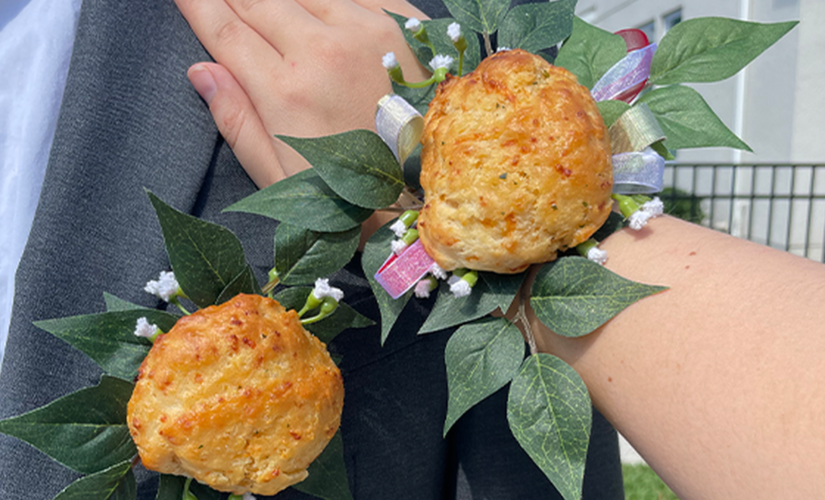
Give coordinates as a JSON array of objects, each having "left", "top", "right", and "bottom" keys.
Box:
[
  {"left": 429, "top": 263, "right": 447, "bottom": 280},
  {"left": 628, "top": 209, "right": 653, "bottom": 230},
  {"left": 496, "top": 46, "right": 512, "bottom": 52},
  {"left": 134, "top": 317, "right": 159, "bottom": 338},
  {"left": 414, "top": 278, "right": 435, "bottom": 299},
  {"left": 382, "top": 52, "right": 399, "bottom": 69},
  {"left": 448, "top": 275, "right": 472, "bottom": 298},
  {"left": 391, "top": 239, "right": 408, "bottom": 255},
  {"left": 144, "top": 270, "right": 180, "bottom": 302},
  {"left": 429, "top": 55, "right": 454, "bottom": 71},
  {"left": 390, "top": 220, "right": 407, "bottom": 238},
  {"left": 405, "top": 17, "right": 421, "bottom": 32},
  {"left": 312, "top": 278, "right": 344, "bottom": 302},
  {"left": 642, "top": 197, "right": 664, "bottom": 217},
  {"left": 447, "top": 22, "right": 461, "bottom": 42},
  {"left": 243, "top": 493, "right": 256, "bottom": 500},
  {"left": 586, "top": 246, "right": 608, "bottom": 265}
]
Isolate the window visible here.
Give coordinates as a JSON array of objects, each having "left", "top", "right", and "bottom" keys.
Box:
[
  {"left": 637, "top": 20, "right": 655, "bottom": 42},
  {"left": 664, "top": 8, "right": 682, "bottom": 33}
]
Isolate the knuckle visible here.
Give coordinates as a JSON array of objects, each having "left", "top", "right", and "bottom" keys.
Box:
[
  {"left": 214, "top": 19, "right": 244, "bottom": 46},
  {"left": 230, "top": 0, "right": 267, "bottom": 16},
  {"left": 217, "top": 105, "right": 247, "bottom": 150}
]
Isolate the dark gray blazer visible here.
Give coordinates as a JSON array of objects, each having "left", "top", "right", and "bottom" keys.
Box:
[{"left": 0, "top": 0, "right": 623, "bottom": 498}]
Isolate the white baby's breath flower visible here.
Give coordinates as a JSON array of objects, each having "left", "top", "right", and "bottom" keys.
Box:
[
  {"left": 144, "top": 270, "right": 180, "bottom": 302},
  {"left": 447, "top": 22, "right": 461, "bottom": 42},
  {"left": 405, "top": 17, "right": 421, "bottom": 32},
  {"left": 134, "top": 317, "right": 158, "bottom": 339},
  {"left": 414, "top": 279, "right": 434, "bottom": 299},
  {"left": 587, "top": 246, "right": 608, "bottom": 265},
  {"left": 429, "top": 263, "right": 447, "bottom": 280},
  {"left": 628, "top": 209, "right": 653, "bottom": 230},
  {"left": 390, "top": 220, "right": 407, "bottom": 238},
  {"left": 312, "top": 278, "right": 344, "bottom": 302},
  {"left": 429, "top": 55, "right": 454, "bottom": 71},
  {"left": 496, "top": 46, "right": 512, "bottom": 52},
  {"left": 641, "top": 196, "right": 664, "bottom": 217},
  {"left": 243, "top": 493, "right": 256, "bottom": 500},
  {"left": 448, "top": 275, "right": 472, "bottom": 298},
  {"left": 382, "top": 52, "right": 399, "bottom": 70},
  {"left": 391, "top": 239, "right": 408, "bottom": 255}
]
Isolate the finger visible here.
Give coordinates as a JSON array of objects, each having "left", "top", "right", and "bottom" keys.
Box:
[
  {"left": 292, "top": 0, "right": 365, "bottom": 24},
  {"left": 351, "top": 0, "right": 427, "bottom": 19},
  {"left": 224, "top": 0, "right": 325, "bottom": 53},
  {"left": 176, "top": 0, "right": 284, "bottom": 103},
  {"left": 188, "top": 63, "right": 286, "bottom": 187}
]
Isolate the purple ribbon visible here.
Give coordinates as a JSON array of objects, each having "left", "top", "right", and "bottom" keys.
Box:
[{"left": 591, "top": 44, "right": 657, "bottom": 102}]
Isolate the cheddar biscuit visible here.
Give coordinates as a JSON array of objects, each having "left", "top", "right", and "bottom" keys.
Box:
[
  {"left": 418, "top": 49, "right": 613, "bottom": 273},
  {"left": 127, "top": 294, "right": 344, "bottom": 496}
]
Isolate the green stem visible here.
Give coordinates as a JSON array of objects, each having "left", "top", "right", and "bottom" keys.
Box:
[
  {"left": 170, "top": 297, "right": 191, "bottom": 316},
  {"left": 182, "top": 477, "right": 198, "bottom": 500},
  {"left": 458, "top": 51, "right": 465, "bottom": 76}
]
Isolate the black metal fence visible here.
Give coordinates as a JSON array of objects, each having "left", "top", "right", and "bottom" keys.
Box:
[{"left": 659, "top": 164, "right": 825, "bottom": 263}]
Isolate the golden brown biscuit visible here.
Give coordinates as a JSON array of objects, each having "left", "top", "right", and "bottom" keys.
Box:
[
  {"left": 127, "top": 294, "right": 344, "bottom": 496},
  {"left": 418, "top": 49, "right": 613, "bottom": 273}
]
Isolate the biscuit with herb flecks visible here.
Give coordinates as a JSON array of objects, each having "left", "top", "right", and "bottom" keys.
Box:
[
  {"left": 127, "top": 294, "right": 343, "bottom": 496},
  {"left": 418, "top": 49, "right": 613, "bottom": 273}
]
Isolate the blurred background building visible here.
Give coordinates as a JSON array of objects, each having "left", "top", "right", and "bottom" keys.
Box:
[{"left": 578, "top": 0, "right": 825, "bottom": 261}]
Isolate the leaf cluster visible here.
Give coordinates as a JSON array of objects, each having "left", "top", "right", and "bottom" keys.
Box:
[
  {"left": 2, "top": 191, "right": 357, "bottom": 500},
  {"left": 557, "top": 15, "right": 796, "bottom": 154}
]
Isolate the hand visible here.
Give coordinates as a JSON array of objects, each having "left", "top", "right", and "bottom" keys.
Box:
[{"left": 176, "top": 0, "right": 430, "bottom": 187}]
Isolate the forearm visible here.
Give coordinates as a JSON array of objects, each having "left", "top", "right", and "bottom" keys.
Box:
[{"left": 530, "top": 216, "right": 825, "bottom": 498}]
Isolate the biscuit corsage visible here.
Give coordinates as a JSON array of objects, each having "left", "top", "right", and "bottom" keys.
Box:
[{"left": 0, "top": 3, "right": 795, "bottom": 500}]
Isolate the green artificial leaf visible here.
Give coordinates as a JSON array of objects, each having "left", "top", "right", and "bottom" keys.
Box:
[
  {"left": 555, "top": 17, "right": 626, "bottom": 89},
  {"left": 596, "top": 99, "right": 630, "bottom": 128},
  {"left": 427, "top": 18, "right": 482, "bottom": 76},
  {"left": 53, "top": 460, "right": 135, "bottom": 500},
  {"left": 530, "top": 256, "right": 666, "bottom": 337},
  {"left": 419, "top": 272, "right": 524, "bottom": 334},
  {"left": 155, "top": 475, "right": 221, "bottom": 500},
  {"left": 507, "top": 353, "right": 591, "bottom": 500},
  {"left": 637, "top": 85, "right": 752, "bottom": 151},
  {"left": 479, "top": 271, "right": 527, "bottom": 312},
  {"left": 650, "top": 18, "right": 798, "bottom": 85},
  {"left": 275, "top": 223, "right": 361, "bottom": 286},
  {"left": 215, "top": 266, "right": 263, "bottom": 305},
  {"left": 0, "top": 376, "right": 135, "bottom": 475},
  {"left": 148, "top": 191, "right": 247, "bottom": 308},
  {"left": 498, "top": 0, "right": 576, "bottom": 54},
  {"left": 391, "top": 81, "right": 437, "bottom": 116},
  {"left": 293, "top": 431, "right": 353, "bottom": 500},
  {"left": 443, "top": 317, "right": 525, "bottom": 435},
  {"left": 277, "top": 131, "right": 404, "bottom": 209},
  {"left": 102, "top": 293, "right": 145, "bottom": 312},
  {"left": 34, "top": 310, "right": 179, "bottom": 380},
  {"left": 650, "top": 140, "right": 676, "bottom": 160},
  {"left": 444, "top": 0, "right": 509, "bottom": 35},
  {"left": 386, "top": 11, "right": 433, "bottom": 65},
  {"left": 224, "top": 169, "right": 373, "bottom": 233},
  {"left": 273, "top": 287, "right": 374, "bottom": 344},
  {"left": 362, "top": 221, "right": 413, "bottom": 344}
]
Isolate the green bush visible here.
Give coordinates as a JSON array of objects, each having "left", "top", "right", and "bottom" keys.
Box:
[{"left": 622, "top": 464, "right": 680, "bottom": 500}]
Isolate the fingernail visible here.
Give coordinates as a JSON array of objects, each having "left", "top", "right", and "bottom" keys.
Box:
[{"left": 189, "top": 64, "right": 217, "bottom": 104}]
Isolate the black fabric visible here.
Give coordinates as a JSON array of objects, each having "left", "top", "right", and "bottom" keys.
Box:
[{"left": 0, "top": 0, "right": 623, "bottom": 498}]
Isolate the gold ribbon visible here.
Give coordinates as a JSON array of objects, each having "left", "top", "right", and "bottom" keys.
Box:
[
  {"left": 608, "top": 103, "right": 666, "bottom": 154},
  {"left": 375, "top": 94, "right": 424, "bottom": 165}
]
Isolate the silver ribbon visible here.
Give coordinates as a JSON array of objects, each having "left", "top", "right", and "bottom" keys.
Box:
[
  {"left": 591, "top": 43, "right": 657, "bottom": 102},
  {"left": 611, "top": 148, "right": 665, "bottom": 194},
  {"left": 375, "top": 94, "right": 424, "bottom": 165}
]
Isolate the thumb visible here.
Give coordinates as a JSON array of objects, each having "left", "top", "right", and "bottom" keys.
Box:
[{"left": 187, "top": 62, "right": 285, "bottom": 187}]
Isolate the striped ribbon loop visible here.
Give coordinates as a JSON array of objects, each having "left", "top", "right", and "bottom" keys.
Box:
[
  {"left": 375, "top": 94, "right": 425, "bottom": 165},
  {"left": 612, "top": 149, "right": 665, "bottom": 194},
  {"left": 591, "top": 43, "right": 657, "bottom": 103}
]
